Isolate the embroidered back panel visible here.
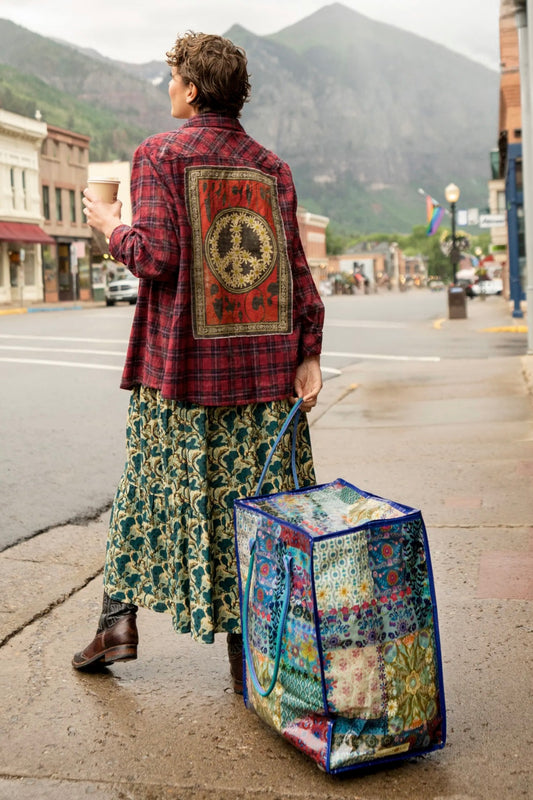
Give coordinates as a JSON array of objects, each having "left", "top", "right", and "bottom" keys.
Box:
[{"left": 185, "top": 166, "right": 293, "bottom": 338}]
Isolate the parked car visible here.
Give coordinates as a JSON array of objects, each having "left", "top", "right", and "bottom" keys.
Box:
[
  {"left": 105, "top": 273, "right": 139, "bottom": 306},
  {"left": 428, "top": 279, "right": 445, "bottom": 291},
  {"left": 456, "top": 278, "right": 475, "bottom": 298},
  {"left": 471, "top": 278, "right": 503, "bottom": 297}
]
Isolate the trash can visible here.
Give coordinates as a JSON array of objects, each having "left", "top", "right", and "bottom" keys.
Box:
[{"left": 447, "top": 286, "right": 467, "bottom": 319}]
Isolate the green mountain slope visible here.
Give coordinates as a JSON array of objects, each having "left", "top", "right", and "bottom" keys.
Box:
[{"left": 0, "top": 6, "right": 499, "bottom": 233}]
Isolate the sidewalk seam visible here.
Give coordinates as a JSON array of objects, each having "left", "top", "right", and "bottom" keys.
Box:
[{"left": 0, "top": 567, "right": 103, "bottom": 649}]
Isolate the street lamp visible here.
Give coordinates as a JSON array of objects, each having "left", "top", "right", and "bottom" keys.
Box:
[
  {"left": 444, "top": 182, "right": 467, "bottom": 319},
  {"left": 444, "top": 183, "right": 461, "bottom": 284}
]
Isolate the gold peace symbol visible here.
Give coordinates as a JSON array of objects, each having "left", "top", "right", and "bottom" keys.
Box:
[{"left": 205, "top": 208, "right": 277, "bottom": 293}]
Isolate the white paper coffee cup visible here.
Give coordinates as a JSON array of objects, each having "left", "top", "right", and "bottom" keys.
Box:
[{"left": 87, "top": 178, "right": 120, "bottom": 203}]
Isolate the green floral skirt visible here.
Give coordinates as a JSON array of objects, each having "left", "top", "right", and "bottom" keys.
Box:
[{"left": 104, "top": 387, "right": 316, "bottom": 643}]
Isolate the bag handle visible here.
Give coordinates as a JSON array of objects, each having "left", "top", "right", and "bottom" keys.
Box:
[
  {"left": 242, "top": 538, "right": 292, "bottom": 697},
  {"left": 254, "top": 398, "right": 303, "bottom": 497}
]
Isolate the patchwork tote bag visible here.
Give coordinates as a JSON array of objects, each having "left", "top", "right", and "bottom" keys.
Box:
[{"left": 234, "top": 399, "right": 446, "bottom": 774}]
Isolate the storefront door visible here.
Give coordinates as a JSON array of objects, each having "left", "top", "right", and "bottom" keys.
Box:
[{"left": 58, "top": 243, "right": 74, "bottom": 300}]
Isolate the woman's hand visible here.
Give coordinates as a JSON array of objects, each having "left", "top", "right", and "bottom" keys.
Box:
[
  {"left": 293, "top": 355, "right": 322, "bottom": 412},
  {"left": 83, "top": 189, "right": 123, "bottom": 239}
]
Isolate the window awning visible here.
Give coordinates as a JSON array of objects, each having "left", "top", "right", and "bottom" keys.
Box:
[{"left": 0, "top": 221, "right": 55, "bottom": 245}]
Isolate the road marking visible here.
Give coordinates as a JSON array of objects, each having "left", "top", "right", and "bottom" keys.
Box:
[
  {"left": 0, "top": 345, "right": 125, "bottom": 356},
  {"left": 433, "top": 318, "right": 446, "bottom": 329},
  {"left": 0, "top": 357, "right": 123, "bottom": 371},
  {"left": 321, "top": 366, "right": 342, "bottom": 376},
  {"left": 0, "top": 333, "right": 129, "bottom": 344},
  {"left": 480, "top": 326, "right": 528, "bottom": 333},
  {"left": 322, "top": 351, "right": 440, "bottom": 362},
  {"left": 326, "top": 319, "right": 407, "bottom": 329}
]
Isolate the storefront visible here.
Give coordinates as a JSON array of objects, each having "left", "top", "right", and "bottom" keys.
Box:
[
  {"left": 0, "top": 221, "right": 54, "bottom": 305},
  {"left": 41, "top": 239, "right": 92, "bottom": 302}
]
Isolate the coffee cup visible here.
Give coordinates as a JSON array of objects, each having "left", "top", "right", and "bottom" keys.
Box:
[{"left": 87, "top": 178, "right": 120, "bottom": 203}]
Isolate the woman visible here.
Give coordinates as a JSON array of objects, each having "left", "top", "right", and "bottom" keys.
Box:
[{"left": 73, "top": 32, "right": 324, "bottom": 693}]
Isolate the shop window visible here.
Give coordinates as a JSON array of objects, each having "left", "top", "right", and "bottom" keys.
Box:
[
  {"left": 24, "top": 249, "right": 36, "bottom": 286},
  {"left": 10, "top": 168, "right": 15, "bottom": 208},
  {"left": 56, "top": 187, "right": 63, "bottom": 222},
  {"left": 22, "top": 171, "right": 28, "bottom": 210},
  {"left": 69, "top": 189, "right": 76, "bottom": 223},
  {"left": 43, "top": 185, "right": 50, "bottom": 220}
]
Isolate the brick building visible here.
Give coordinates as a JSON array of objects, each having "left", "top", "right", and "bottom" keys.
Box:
[
  {"left": 296, "top": 207, "right": 329, "bottom": 288},
  {"left": 39, "top": 125, "right": 92, "bottom": 301}
]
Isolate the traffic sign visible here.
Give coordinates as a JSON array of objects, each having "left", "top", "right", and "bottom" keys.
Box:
[{"left": 479, "top": 213, "right": 506, "bottom": 228}]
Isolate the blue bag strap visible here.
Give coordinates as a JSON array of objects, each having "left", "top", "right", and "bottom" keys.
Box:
[
  {"left": 242, "top": 538, "right": 292, "bottom": 697},
  {"left": 254, "top": 398, "right": 303, "bottom": 497}
]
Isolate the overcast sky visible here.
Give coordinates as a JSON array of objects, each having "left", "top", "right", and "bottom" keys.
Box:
[{"left": 1, "top": 0, "right": 500, "bottom": 70}]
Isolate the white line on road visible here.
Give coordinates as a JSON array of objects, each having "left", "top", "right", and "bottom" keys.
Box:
[
  {"left": 321, "top": 367, "right": 342, "bottom": 376},
  {"left": 322, "top": 351, "right": 441, "bottom": 362},
  {"left": 0, "top": 345, "right": 125, "bottom": 356},
  {"left": 0, "top": 357, "right": 123, "bottom": 371},
  {"left": 325, "top": 319, "right": 408, "bottom": 329},
  {"left": 0, "top": 334, "right": 128, "bottom": 344}
]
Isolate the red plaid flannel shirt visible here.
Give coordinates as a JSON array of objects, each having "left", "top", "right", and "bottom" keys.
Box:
[{"left": 109, "top": 114, "right": 324, "bottom": 405}]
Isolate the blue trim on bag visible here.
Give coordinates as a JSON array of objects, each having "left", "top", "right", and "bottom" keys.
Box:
[
  {"left": 233, "top": 398, "right": 301, "bottom": 704},
  {"left": 242, "top": 538, "right": 293, "bottom": 698},
  {"left": 308, "top": 538, "right": 330, "bottom": 717},
  {"left": 254, "top": 398, "right": 302, "bottom": 497},
  {"left": 418, "top": 516, "right": 447, "bottom": 748},
  {"left": 233, "top": 532, "right": 248, "bottom": 706}
]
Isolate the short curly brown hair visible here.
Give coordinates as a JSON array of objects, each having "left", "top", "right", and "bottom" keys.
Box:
[{"left": 166, "top": 32, "right": 251, "bottom": 118}]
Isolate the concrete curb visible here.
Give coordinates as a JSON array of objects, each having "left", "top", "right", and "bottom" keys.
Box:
[{"left": 0, "top": 303, "right": 99, "bottom": 315}]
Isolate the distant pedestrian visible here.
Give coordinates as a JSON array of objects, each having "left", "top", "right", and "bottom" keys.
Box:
[{"left": 73, "top": 32, "right": 324, "bottom": 693}]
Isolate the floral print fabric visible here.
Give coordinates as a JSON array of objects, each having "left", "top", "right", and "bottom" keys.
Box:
[{"left": 104, "top": 387, "right": 316, "bottom": 643}]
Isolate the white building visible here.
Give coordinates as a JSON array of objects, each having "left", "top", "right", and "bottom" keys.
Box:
[{"left": 0, "top": 109, "right": 51, "bottom": 304}]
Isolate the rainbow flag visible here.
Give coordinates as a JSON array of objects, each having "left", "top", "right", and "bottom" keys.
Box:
[{"left": 426, "top": 195, "right": 445, "bottom": 236}]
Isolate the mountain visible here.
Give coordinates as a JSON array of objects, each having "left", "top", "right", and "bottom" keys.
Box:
[
  {"left": 0, "top": 18, "right": 170, "bottom": 152},
  {"left": 0, "top": 5, "right": 499, "bottom": 233}
]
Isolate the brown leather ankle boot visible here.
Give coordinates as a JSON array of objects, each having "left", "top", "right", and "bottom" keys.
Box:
[
  {"left": 72, "top": 593, "right": 138, "bottom": 670},
  {"left": 227, "top": 632, "right": 243, "bottom": 694}
]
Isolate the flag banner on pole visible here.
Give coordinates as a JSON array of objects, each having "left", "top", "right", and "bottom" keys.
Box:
[{"left": 426, "top": 196, "right": 445, "bottom": 236}]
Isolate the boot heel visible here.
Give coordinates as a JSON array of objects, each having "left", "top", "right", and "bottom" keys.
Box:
[{"left": 104, "top": 644, "right": 138, "bottom": 664}]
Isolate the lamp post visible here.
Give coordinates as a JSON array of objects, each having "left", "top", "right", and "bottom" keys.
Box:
[
  {"left": 444, "top": 182, "right": 461, "bottom": 284},
  {"left": 444, "top": 182, "right": 467, "bottom": 319}
]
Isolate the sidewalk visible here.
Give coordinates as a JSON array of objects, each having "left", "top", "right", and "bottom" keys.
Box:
[{"left": 0, "top": 298, "right": 532, "bottom": 799}]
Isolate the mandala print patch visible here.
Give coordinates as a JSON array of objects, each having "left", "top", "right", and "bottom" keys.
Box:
[{"left": 185, "top": 166, "right": 293, "bottom": 338}]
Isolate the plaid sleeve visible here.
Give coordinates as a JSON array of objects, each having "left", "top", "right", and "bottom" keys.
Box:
[{"left": 109, "top": 141, "right": 180, "bottom": 281}]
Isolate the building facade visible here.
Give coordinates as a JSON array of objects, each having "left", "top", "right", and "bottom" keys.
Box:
[
  {"left": 0, "top": 109, "right": 52, "bottom": 304},
  {"left": 491, "top": 0, "right": 524, "bottom": 299},
  {"left": 296, "top": 208, "right": 329, "bottom": 289},
  {"left": 39, "top": 125, "right": 92, "bottom": 301}
]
